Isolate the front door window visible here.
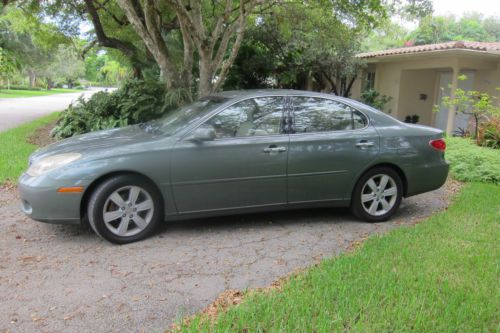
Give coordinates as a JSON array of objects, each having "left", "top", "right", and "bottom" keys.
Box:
[{"left": 202, "top": 96, "right": 285, "bottom": 138}]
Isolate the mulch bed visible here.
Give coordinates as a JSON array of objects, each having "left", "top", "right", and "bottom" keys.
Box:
[{"left": 26, "top": 120, "right": 58, "bottom": 147}]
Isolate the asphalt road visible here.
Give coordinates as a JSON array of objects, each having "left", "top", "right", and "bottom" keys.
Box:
[
  {"left": 0, "top": 88, "right": 112, "bottom": 132},
  {"left": 0, "top": 181, "right": 456, "bottom": 333}
]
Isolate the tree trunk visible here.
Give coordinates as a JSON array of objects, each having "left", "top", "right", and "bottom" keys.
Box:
[
  {"left": 343, "top": 76, "right": 357, "bottom": 97},
  {"left": 198, "top": 49, "right": 213, "bottom": 97},
  {"left": 132, "top": 66, "right": 142, "bottom": 79},
  {"left": 28, "top": 70, "right": 36, "bottom": 88}
]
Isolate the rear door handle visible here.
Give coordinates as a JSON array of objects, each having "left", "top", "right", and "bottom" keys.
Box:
[
  {"left": 355, "top": 141, "right": 375, "bottom": 148},
  {"left": 263, "top": 146, "right": 287, "bottom": 153}
]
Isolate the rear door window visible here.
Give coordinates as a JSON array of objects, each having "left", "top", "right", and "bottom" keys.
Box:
[{"left": 291, "top": 97, "right": 367, "bottom": 133}]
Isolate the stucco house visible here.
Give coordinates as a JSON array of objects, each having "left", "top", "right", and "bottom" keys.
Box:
[{"left": 350, "top": 41, "right": 500, "bottom": 134}]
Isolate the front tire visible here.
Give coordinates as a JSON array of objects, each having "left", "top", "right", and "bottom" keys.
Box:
[
  {"left": 87, "top": 175, "right": 163, "bottom": 244},
  {"left": 351, "top": 167, "right": 403, "bottom": 222}
]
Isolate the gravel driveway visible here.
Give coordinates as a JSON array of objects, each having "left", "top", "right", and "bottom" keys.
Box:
[{"left": 0, "top": 182, "right": 456, "bottom": 332}]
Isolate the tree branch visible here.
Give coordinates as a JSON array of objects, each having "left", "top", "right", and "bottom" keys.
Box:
[
  {"left": 164, "top": 0, "right": 203, "bottom": 44},
  {"left": 80, "top": 40, "right": 98, "bottom": 59},
  {"left": 94, "top": 0, "right": 128, "bottom": 26},
  {"left": 213, "top": 0, "right": 260, "bottom": 92},
  {"left": 83, "top": 0, "right": 140, "bottom": 62},
  {"left": 118, "top": 0, "right": 179, "bottom": 88}
]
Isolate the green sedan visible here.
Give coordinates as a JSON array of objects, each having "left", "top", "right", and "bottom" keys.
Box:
[{"left": 19, "top": 90, "right": 449, "bottom": 244}]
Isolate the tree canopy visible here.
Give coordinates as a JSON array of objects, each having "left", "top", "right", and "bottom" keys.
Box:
[
  {"left": 2, "top": 0, "right": 497, "bottom": 98},
  {"left": 365, "top": 12, "right": 500, "bottom": 52}
]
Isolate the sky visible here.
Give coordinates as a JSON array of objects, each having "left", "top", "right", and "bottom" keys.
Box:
[{"left": 432, "top": 0, "right": 500, "bottom": 17}]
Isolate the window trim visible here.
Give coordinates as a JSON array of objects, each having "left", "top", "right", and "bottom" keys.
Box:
[
  {"left": 181, "top": 94, "right": 371, "bottom": 141},
  {"left": 289, "top": 96, "right": 370, "bottom": 136}
]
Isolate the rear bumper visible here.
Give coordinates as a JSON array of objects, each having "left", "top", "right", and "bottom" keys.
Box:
[
  {"left": 405, "top": 161, "right": 449, "bottom": 197},
  {"left": 18, "top": 173, "right": 82, "bottom": 225}
]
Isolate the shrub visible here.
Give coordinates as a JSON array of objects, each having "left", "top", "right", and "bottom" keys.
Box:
[
  {"left": 52, "top": 79, "right": 174, "bottom": 138},
  {"left": 360, "top": 89, "right": 392, "bottom": 112},
  {"left": 436, "top": 78, "right": 500, "bottom": 141},
  {"left": 477, "top": 117, "right": 500, "bottom": 149},
  {"left": 446, "top": 137, "right": 500, "bottom": 184}
]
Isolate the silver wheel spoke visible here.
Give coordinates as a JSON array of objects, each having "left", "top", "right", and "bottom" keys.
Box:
[
  {"left": 116, "top": 217, "right": 130, "bottom": 236},
  {"left": 383, "top": 187, "right": 397, "bottom": 197},
  {"left": 380, "top": 198, "right": 390, "bottom": 211},
  {"left": 109, "top": 192, "right": 126, "bottom": 207},
  {"left": 379, "top": 175, "right": 389, "bottom": 191},
  {"left": 132, "top": 215, "right": 148, "bottom": 229},
  {"left": 367, "top": 179, "right": 378, "bottom": 192},
  {"left": 104, "top": 210, "right": 122, "bottom": 223},
  {"left": 128, "top": 187, "right": 140, "bottom": 205},
  {"left": 368, "top": 200, "right": 378, "bottom": 215},
  {"left": 362, "top": 193, "right": 375, "bottom": 203},
  {"left": 136, "top": 200, "right": 153, "bottom": 212}
]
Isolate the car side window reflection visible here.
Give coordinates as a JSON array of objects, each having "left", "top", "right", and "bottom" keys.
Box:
[
  {"left": 203, "top": 97, "right": 285, "bottom": 138},
  {"left": 292, "top": 97, "right": 367, "bottom": 133},
  {"left": 353, "top": 109, "right": 368, "bottom": 129}
]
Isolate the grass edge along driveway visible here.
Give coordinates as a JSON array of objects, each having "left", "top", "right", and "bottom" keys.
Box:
[
  {"left": 179, "top": 182, "right": 499, "bottom": 332},
  {"left": 0, "top": 112, "right": 59, "bottom": 184},
  {"left": 0, "top": 88, "right": 82, "bottom": 99}
]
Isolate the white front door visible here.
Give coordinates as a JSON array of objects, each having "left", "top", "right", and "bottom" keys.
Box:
[{"left": 435, "top": 71, "right": 474, "bottom": 133}]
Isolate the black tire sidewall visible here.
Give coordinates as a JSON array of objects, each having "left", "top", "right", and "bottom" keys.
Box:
[
  {"left": 88, "top": 175, "right": 163, "bottom": 244},
  {"left": 351, "top": 167, "right": 403, "bottom": 222}
]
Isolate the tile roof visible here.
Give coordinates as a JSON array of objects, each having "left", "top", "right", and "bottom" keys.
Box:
[{"left": 357, "top": 41, "right": 500, "bottom": 58}]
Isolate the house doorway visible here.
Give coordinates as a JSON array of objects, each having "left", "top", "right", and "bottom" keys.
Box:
[{"left": 435, "top": 71, "right": 475, "bottom": 133}]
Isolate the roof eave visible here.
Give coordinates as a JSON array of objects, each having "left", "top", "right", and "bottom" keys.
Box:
[{"left": 357, "top": 48, "right": 500, "bottom": 63}]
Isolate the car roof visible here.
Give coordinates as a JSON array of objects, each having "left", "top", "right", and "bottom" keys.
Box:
[
  {"left": 211, "top": 89, "right": 338, "bottom": 100},
  {"left": 209, "top": 89, "right": 402, "bottom": 127}
]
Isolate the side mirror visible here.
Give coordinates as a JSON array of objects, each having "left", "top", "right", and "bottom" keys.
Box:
[{"left": 188, "top": 127, "right": 216, "bottom": 142}]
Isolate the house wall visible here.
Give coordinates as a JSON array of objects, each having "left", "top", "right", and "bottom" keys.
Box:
[
  {"left": 397, "top": 70, "right": 437, "bottom": 125},
  {"left": 474, "top": 62, "right": 500, "bottom": 105},
  {"left": 351, "top": 52, "right": 500, "bottom": 122}
]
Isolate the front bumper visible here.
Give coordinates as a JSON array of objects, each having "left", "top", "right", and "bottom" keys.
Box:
[{"left": 18, "top": 173, "right": 83, "bottom": 225}]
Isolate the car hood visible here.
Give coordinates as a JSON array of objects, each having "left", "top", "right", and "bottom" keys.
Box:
[{"left": 30, "top": 125, "right": 163, "bottom": 162}]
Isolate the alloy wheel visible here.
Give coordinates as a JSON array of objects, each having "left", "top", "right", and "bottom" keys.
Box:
[
  {"left": 102, "top": 185, "right": 154, "bottom": 237},
  {"left": 360, "top": 174, "right": 398, "bottom": 217}
]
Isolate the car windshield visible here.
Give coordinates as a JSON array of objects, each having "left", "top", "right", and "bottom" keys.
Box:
[{"left": 141, "top": 96, "right": 228, "bottom": 135}]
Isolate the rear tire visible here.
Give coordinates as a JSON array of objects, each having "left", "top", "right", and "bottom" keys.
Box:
[
  {"left": 87, "top": 175, "right": 163, "bottom": 244},
  {"left": 351, "top": 167, "right": 403, "bottom": 222}
]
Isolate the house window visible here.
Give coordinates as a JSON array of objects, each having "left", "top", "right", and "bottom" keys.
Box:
[{"left": 364, "top": 71, "right": 376, "bottom": 91}]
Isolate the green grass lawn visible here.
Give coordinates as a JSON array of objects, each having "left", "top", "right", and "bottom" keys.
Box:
[
  {"left": 0, "top": 113, "right": 59, "bottom": 184},
  {"left": 0, "top": 88, "right": 82, "bottom": 99},
  {"left": 180, "top": 182, "right": 499, "bottom": 332}
]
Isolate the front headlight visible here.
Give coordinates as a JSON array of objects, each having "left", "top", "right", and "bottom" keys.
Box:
[{"left": 26, "top": 153, "right": 82, "bottom": 177}]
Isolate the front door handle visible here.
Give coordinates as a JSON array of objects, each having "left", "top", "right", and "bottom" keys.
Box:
[
  {"left": 355, "top": 140, "right": 375, "bottom": 148},
  {"left": 263, "top": 146, "right": 287, "bottom": 153}
]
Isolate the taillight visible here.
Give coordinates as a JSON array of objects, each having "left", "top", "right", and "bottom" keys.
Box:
[{"left": 429, "top": 138, "right": 446, "bottom": 151}]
